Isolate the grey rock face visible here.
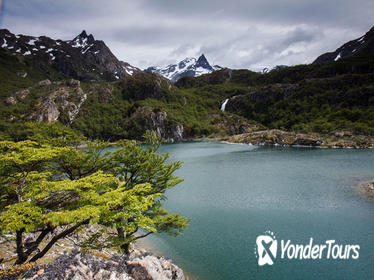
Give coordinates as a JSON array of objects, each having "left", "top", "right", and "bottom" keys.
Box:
[
  {"left": 36, "top": 98, "right": 60, "bottom": 123},
  {"left": 173, "top": 125, "right": 184, "bottom": 142},
  {"left": 21, "top": 249, "right": 184, "bottom": 280},
  {"left": 5, "top": 96, "right": 17, "bottom": 105},
  {"left": 24, "top": 79, "right": 87, "bottom": 123},
  {"left": 14, "top": 89, "right": 30, "bottom": 100},
  {"left": 130, "top": 107, "right": 184, "bottom": 142},
  {"left": 4, "top": 89, "right": 30, "bottom": 105},
  {"left": 127, "top": 249, "right": 185, "bottom": 280}
]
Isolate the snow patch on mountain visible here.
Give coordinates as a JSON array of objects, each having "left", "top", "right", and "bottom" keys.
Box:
[
  {"left": 0, "top": 29, "right": 141, "bottom": 81},
  {"left": 313, "top": 25, "right": 374, "bottom": 64},
  {"left": 334, "top": 52, "right": 341, "bottom": 61},
  {"left": 145, "top": 54, "right": 222, "bottom": 82}
]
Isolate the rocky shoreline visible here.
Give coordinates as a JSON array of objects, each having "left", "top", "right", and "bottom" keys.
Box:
[
  {"left": 0, "top": 224, "right": 185, "bottom": 280},
  {"left": 1, "top": 248, "right": 185, "bottom": 280},
  {"left": 220, "top": 129, "right": 374, "bottom": 149}
]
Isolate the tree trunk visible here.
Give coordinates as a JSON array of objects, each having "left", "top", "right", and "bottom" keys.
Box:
[
  {"left": 117, "top": 227, "right": 130, "bottom": 255},
  {"left": 29, "top": 219, "right": 89, "bottom": 263},
  {"left": 121, "top": 242, "right": 130, "bottom": 255},
  {"left": 15, "top": 229, "right": 27, "bottom": 265}
]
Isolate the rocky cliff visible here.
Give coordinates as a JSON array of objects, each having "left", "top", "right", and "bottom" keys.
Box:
[{"left": 128, "top": 106, "right": 184, "bottom": 142}]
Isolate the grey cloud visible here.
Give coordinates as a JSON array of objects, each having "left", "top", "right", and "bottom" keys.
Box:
[{"left": 1, "top": 0, "right": 373, "bottom": 70}]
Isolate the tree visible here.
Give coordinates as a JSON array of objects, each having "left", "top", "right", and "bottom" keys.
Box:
[
  {"left": 104, "top": 131, "right": 190, "bottom": 253},
  {"left": 0, "top": 140, "right": 159, "bottom": 264},
  {"left": 0, "top": 129, "right": 189, "bottom": 264},
  {"left": 25, "top": 122, "right": 85, "bottom": 148},
  {"left": 51, "top": 130, "right": 190, "bottom": 254}
]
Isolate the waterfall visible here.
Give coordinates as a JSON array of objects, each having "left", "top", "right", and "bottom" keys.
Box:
[{"left": 221, "top": 99, "right": 229, "bottom": 111}]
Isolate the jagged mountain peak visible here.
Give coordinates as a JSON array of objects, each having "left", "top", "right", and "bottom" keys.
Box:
[
  {"left": 71, "top": 30, "right": 95, "bottom": 48},
  {"left": 196, "top": 54, "right": 210, "bottom": 67},
  {"left": 79, "top": 30, "right": 88, "bottom": 37},
  {"left": 145, "top": 54, "right": 222, "bottom": 82}
]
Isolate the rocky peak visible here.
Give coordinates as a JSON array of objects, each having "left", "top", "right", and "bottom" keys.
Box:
[
  {"left": 196, "top": 54, "right": 212, "bottom": 70},
  {"left": 0, "top": 29, "right": 12, "bottom": 38},
  {"left": 71, "top": 30, "right": 95, "bottom": 48}
]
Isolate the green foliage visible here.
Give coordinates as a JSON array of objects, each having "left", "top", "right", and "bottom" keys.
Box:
[
  {"left": 171, "top": 54, "right": 374, "bottom": 136},
  {"left": 0, "top": 130, "right": 189, "bottom": 264},
  {"left": 25, "top": 122, "right": 86, "bottom": 147},
  {"left": 69, "top": 75, "right": 250, "bottom": 140}
]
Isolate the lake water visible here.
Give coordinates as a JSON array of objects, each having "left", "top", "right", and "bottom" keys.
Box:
[{"left": 141, "top": 142, "right": 374, "bottom": 280}]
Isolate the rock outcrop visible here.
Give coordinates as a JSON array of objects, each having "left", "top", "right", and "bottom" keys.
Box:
[
  {"left": 130, "top": 106, "right": 184, "bottom": 142},
  {"left": 31, "top": 80, "right": 87, "bottom": 123},
  {"left": 356, "top": 180, "right": 374, "bottom": 200},
  {"left": 3, "top": 249, "right": 185, "bottom": 280},
  {"left": 3, "top": 79, "right": 87, "bottom": 124}
]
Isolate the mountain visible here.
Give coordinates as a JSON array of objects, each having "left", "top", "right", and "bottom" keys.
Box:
[
  {"left": 1, "top": 27, "right": 374, "bottom": 145},
  {"left": 314, "top": 25, "right": 374, "bottom": 64},
  {"left": 144, "top": 54, "right": 222, "bottom": 82},
  {"left": 262, "top": 65, "right": 288, "bottom": 73},
  {"left": 0, "top": 29, "right": 140, "bottom": 81}
]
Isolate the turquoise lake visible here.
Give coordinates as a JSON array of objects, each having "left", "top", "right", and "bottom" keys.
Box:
[{"left": 141, "top": 142, "right": 374, "bottom": 280}]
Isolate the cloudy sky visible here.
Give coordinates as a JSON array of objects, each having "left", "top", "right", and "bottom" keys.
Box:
[{"left": 1, "top": 0, "right": 373, "bottom": 71}]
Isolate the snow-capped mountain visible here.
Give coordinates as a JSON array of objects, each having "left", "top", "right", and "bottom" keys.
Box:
[
  {"left": 313, "top": 25, "right": 374, "bottom": 64},
  {"left": 0, "top": 29, "right": 140, "bottom": 81},
  {"left": 145, "top": 54, "right": 222, "bottom": 82},
  {"left": 262, "top": 65, "right": 288, "bottom": 73}
]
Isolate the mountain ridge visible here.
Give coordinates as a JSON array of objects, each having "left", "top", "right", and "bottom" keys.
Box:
[
  {"left": 313, "top": 26, "right": 374, "bottom": 64},
  {"left": 0, "top": 29, "right": 141, "bottom": 81},
  {"left": 144, "top": 54, "right": 222, "bottom": 82},
  {"left": 1, "top": 25, "right": 374, "bottom": 145}
]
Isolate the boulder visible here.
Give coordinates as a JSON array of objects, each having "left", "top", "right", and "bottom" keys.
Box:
[
  {"left": 14, "top": 89, "right": 30, "bottom": 100},
  {"left": 38, "top": 79, "right": 52, "bottom": 86},
  {"left": 5, "top": 96, "right": 17, "bottom": 105}
]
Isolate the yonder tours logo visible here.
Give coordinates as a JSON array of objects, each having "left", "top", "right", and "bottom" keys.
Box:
[{"left": 254, "top": 231, "right": 360, "bottom": 266}]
